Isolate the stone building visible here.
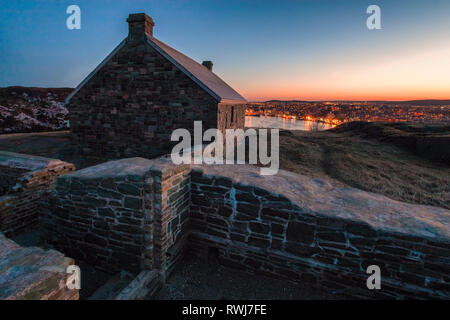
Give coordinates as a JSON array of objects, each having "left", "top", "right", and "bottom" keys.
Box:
[{"left": 66, "top": 13, "right": 246, "bottom": 159}]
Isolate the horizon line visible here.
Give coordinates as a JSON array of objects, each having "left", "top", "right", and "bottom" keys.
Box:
[
  {"left": 248, "top": 98, "right": 450, "bottom": 102},
  {"left": 1, "top": 85, "right": 449, "bottom": 103}
]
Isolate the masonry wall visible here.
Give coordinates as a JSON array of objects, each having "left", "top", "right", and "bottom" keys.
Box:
[
  {"left": 217, "top": 103, "right": 246, "bottom": 134},
  {"left": 68, "top": 37, "right": 219, "bottom": 159},
  {"left": 0, "top": 166, "right": 28, "bottom": 196},
  {"left": 41, "top": 163, "right": 153, "bottom": 274},
  {"left": 149, "top": 162, "right": 191, "bottom": 278},
  {"left": 188, "top": 168, "right": 450, "bottom": 299},
  {"left": 39, "top": 156, "right": 450, "bottom": 299},
  {"left": 0, "top": 152, "right": 75, "bottom": 237},
  {"left": 41, "top": 157, "right": 191, "bottom": 277}
]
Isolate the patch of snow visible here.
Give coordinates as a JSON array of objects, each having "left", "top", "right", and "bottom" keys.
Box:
[
  {"left": 0, "top": 105, "right": 12, "bottom": 117},
  {"left": 14, "top": 112, "right": 43, "bottom": 127}
]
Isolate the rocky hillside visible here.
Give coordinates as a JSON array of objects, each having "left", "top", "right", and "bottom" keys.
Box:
[{"left": 0, "top": 87, "right": 73, "bottom": 134}]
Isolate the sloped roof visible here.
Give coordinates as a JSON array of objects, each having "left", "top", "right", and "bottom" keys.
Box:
[
  {"left": 147, "top": 36, "right": 246, "bottom": 103},
  {"left": 66, "top": 36, "right": 246, "bottom": 104}
]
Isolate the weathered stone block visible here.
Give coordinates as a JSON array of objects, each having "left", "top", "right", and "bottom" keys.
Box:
[
  {"left": 248, "top": 236, "right": 270, "bottom": 249},
  {"left": 0, "top": 234, "right": 78, "bottom": 300},
  {"left": 261, "top": 207, "right": 290, "bottom": 221},
  {"left": 124, "top": 196, "right": 142, "bottom": 209},
  {"left": 236, "top": 203, "right": 259, "bottom": 217},
  {"left": 286, "top": 221, "right": 315, "bottom": 244},
  {"left": 249, "top": 222, "right": 270, "bottom": 235}
]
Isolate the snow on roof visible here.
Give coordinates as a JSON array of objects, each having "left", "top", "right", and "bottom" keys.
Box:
[
  {"left": 66, "top": 35, "right": 246, "bottom": 104},
  {"left": 147, "top": 36, "right": 246, "bottom": 103}
]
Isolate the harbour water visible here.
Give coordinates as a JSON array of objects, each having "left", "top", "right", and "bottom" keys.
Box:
[{"left": 245, "top": 116, "right": 335, "bottom": 131}]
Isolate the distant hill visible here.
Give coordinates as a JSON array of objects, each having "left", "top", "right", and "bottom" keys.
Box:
[
  {"left": 0, "top": 86, "right": 73, "bottom": 134},
  {"left": 262, "top": 99, "right": 450, "bottom": 105},
  {"left": 264, "top": 100, "right": 314, "bottom": 104},
  {"left": 391, "top": 100, "right": 450, "bottom": 106}
]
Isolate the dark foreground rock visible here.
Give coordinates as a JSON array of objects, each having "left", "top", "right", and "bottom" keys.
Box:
[{"left": 0, "top": 234, "right": 78, "bottom": 300}]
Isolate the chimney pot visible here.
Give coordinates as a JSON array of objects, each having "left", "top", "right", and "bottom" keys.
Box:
[
  {"left": 127, "top": 13, "right": 154, "bottom": 39},
  {"left": 202, "top": 61, "right": 213, "bottom": 71}
]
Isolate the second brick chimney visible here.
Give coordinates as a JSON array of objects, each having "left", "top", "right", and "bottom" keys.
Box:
[
  {"left": 202, "top": 61, "right": 213, "bottom": 71},
  {"left": 127, "top": 13, "right": 155, "bottom": 39}
]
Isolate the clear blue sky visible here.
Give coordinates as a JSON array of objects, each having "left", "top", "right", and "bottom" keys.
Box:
[{"left": 1, "top": 0, "right": 449, "bottom": 100}]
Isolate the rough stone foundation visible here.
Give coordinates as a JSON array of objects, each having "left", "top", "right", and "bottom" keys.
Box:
[{"left": 0, "top": 151, "right": 75, "bottom": 237}]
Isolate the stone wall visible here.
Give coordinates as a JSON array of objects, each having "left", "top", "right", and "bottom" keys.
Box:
[
  {"left": 149, "top": 159, "right": 191, "bottom": 278},
  {"left": 217, "top": 103, "right": 246, "bottom": 135},
  {"left": 39, "top": 156, "right": 450, "bottom": 299},
  {"left": 188, "top": 165, "right": 450, "bottom": 299},
  {"left": 0, "top": 166, "right": 28, "bottom": 196},
  {"left": 41, "top": 157, "right": 190, "bottom": 277},
  {"left": 41, "top": 158, "right": 154, "bottom": 274},
  {"left": 68, "top": 35, "right": 220, "bottom": 160},
  {"left": 0, "top": 234, "right": 78, "bottom": 300},
  {"left": 0, "top": 151, "right": 75, "bottom": 237}
]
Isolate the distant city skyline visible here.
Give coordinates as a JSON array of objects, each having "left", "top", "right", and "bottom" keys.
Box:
[{"left": 1, "top": 0, "right": 449, "bottom": 101}]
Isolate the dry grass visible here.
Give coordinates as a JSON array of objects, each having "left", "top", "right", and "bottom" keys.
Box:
[{"left": 278, "top": 126, "right": 450, "bottom": 210}]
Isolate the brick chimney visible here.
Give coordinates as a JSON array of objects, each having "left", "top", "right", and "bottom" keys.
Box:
[
  {"left": 127, "top": 13, "right": 155, "bottom": 39},
  {"left": 202, "top": 61, "right": 213, "bottom": 71}
]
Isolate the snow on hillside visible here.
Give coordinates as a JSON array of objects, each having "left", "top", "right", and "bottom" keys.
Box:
[{"left": 0, "top": 87, "right": 73, "bottom": 134}]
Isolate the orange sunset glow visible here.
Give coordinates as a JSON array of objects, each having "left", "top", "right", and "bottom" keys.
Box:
[{"left": 231, "top": 43, "right": 450, "bottom": 101}]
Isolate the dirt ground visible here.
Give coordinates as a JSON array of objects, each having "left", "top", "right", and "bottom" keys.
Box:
[
  {"left": 12, "top": 229, "right": 345, "bottom": 300},
  {"left": 153, "top": 254, "right": 347, "bottom": 300}
]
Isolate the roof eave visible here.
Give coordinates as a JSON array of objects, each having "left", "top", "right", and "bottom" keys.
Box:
[{"left": 218, "top": 98, "right": 247, "bottom": 105}]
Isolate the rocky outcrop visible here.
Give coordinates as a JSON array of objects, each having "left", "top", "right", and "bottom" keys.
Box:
[{"left": 0, "top": 234, "right": 78, "bottom": 300}]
